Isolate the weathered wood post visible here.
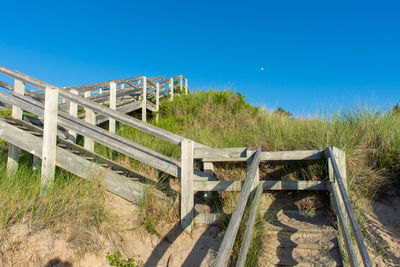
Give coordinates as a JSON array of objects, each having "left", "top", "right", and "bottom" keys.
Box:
[
  {"left": 68, "top": 89, "right": 78, "bottom": 143},
  {"left": 184, "top": 78, "right": 188, "bottom": 95},
  {"left": 109, "top": 82, "right": 117, "bottom": 133},
  {"left": 155, "top": 82, "right": 160, "bottom": 123},
  {"left": 40, "top": 86, "right": 59, "bottom": 189},
  {"left": 247, "top": 149, "right": 259, "bottom": 190},
  {"left": 7, "top": 79, "right": 25, "bottom": 175},
  {"left": 181, "top": 139, "right": 194, "bottom": 232},
  {"left": 169, "top": 78, "right": 174, "bottom": 101},
  {"left": 326, "top": 146, "right": 357, "bottom": 266},
  {"left": 84, "top": 91, "right": 95, "bottom": 151},
  {"left": 333, "top": 147, "right": 347, "bottom": 189},
  {"left": 141, "top": 77, "right": 147, "bottom": 122}
]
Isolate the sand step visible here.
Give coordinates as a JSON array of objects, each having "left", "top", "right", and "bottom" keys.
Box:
[
  {"left": 267, "top": 237, "right": 337, "bottom": 250},
  {"left": 263, "top": 221, "right": 336, "bottom": 234},
  {"left": 262, "top": 247, "right": 341, "bottom": 266}
]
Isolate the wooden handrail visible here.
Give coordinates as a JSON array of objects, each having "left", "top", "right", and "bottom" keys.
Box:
[
  {"left": 214, "top": 147, "right": 261, "bottom": 267},
  {"left": 328, "top": 146, "right": 372, "bottom": 267},
  {"left": 0, "top": 65, "right": 204, "bottom": 148},
  {"left": 194, "top": 147, "right": 325, "bottom": 161},
  {"left": 329, "top": 181, "right": 359, "bottom": 266},
  {"left": 61, "top": 76, "right": 164, "bottom": 93},
  {"left": 235, "top": 183, "right": 263, "bottom": 267}
]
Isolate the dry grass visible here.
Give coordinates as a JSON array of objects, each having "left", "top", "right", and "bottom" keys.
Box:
[
  {"left": 0, "top": 150, "right": 122, "bottom": 256},
  {"left": 138, "top": 186, "right": 179, "bottom": 235}
]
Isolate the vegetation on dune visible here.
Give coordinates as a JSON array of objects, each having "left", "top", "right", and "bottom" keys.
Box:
[
  {"left": 116, "top": 90, "right": 399, "bottom": 199},
  {"left": 0, "top": 150, "right": 119, "bottom": 255},
  {"left": 0, "top": 90, "right": 399, "bottom": 264}
]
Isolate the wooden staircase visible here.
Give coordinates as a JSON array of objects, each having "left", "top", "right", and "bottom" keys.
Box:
[
  {"left": 0, "top": 65, "right": 373, "bottom": 267},
  {"left": 259, "top": 192, "right": 342, "bottom": 266}
]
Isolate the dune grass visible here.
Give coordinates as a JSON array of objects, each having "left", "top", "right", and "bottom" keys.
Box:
[
  {"left": 0, "top": 90, "right": 398, "bottom": 263},
  {"left": 0, "top": 148, "right": 118, "bottom": 254},
  {"left": 112, "top": 90, "right": 399, "bottom": 200}
]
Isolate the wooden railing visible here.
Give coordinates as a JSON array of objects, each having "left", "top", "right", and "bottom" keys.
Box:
[
  {"left": 213, "top": 148, "right": 261, "bottom": 266},
  {"left": 0, "top": 65, "right": 207, "bottom": 189},
  {"left": 189, "top": 146, "right": 372, "bottom": 267},
  {"left": 0, "top": 65, "right": 372, "bottom": 266},
  {"left": 327, "top": 146, "right": 372, "bottom": 267}
]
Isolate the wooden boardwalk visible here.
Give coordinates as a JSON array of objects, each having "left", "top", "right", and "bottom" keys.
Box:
[{"left": 0, "top": 65, "right": 372, "bottom": 267}]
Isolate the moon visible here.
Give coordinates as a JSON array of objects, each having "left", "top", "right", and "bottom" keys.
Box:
[{"left": 260, "top": 67, "right": 264, "bottom": 71}]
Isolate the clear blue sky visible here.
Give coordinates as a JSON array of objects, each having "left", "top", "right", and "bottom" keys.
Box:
[{"left": 1, "top": 0, "right": 399, "bottom": 117}]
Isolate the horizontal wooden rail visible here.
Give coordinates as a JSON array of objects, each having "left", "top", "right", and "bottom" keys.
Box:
[
  {"left": 62, "top": 76, "right": 164, "bottom": 93},
  {"left": 0, "top": 120, "right": 146, "bottom": 203},
  {"left": 0, "top": 91, "right": 214, "bottom": 182},
  {"left": 0, "top": 65, "right": 204, "bottom": 148},
  {"left": 195, "top": 147, "right": 325, "bottom": 161},
  {"left": 214, "top": 148, "right": 261, "bottom": 267},
  {"left": 0, "top": 80, "right": 45, "bottom": 101},
  {"left": 194, "top": 180, "right": 329, "bottom": 191},
  {"left": 327, "top": 146, "right": 372, "bottom": 267}
]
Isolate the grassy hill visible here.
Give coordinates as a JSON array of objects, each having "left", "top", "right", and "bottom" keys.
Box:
[
  {"left": 124, "top": 90, "right": 399, "bottom": 199},
  {"left": 0, "top": 90, "right": 399, "bottom": 264}
]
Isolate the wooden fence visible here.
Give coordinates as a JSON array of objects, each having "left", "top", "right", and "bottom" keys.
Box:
[
  {"left": 0, "top": 65, "right": 372, "bottom": 267},
  {"left": 184, "top": 145, "right": 373, "bottom": 267}
]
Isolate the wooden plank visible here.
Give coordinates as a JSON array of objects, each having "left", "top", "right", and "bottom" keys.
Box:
[
  {"left": 142, "top": 77, "right": 147, "bottom": 122},
  {"left": 169, "top": 78, "right": 173, "bottom": 101},
  {"left": 236, "top": 183, "right": 263, "bottom": 267},
  {"left": 84, "top": 91, "right": 95, "bottom": 151},
  {"left": 247, "top": 149, "right": 259, "bottom": 190},
  {"left": 214, "top": 148, "right": 261, "bottom": 267},
  {"left": 262, "top": 180, "right": 328, "bottom": 190},
  {"left": 181, "top": 140, "right": 194, "bottom": 232},
  {"left": 109, "top": 82, "right": 116, "bottom": 133},
  {"left": 0, "top": 81, "right": 13, "bottom": 91},
  {"left": 194, "top": 147, "right": 248, "bottom": 159},
  {"left": 332, "top": 147, "right": 347, "bottom": 190},
  {"left": 196, "top": 148, "right": 325, "bottom": 161},
  {"left": 68, "top": 89, "right": 78, "bottom": 142},
  {"left": 7, "top": 79, "right": 24, "bottom": 175},
  {"left": 328, "top": 146, "right": 372, "bottom": 267},
  {"left": 325, "top": 148, "right": 347, "bottom": 266},
  {"left": 40, "top": 87, "right": 59, "bottom": 189},
  {"left": 203, "top": 157, "right": 247, "bottom": 162},
  {"left": 0, "top": 120, "right": 146, "bottom": 203},
  {"left": 194, "top": 180, "right": 328, "bottom": 191},
  {"left": 155, "top": 82, "right": 160, "bottom": 123},
  {"left": 146, "top": 101, "right": 157, "bottom": 112},
  {"left": 61, "top": 75, "right": 163, "bottom": 93},
  {"left": 329, "top": 182, "right": 359, "bottom": 267},
  {"left": 261, "top": 150, "right": 325, "bottom": 161}
]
